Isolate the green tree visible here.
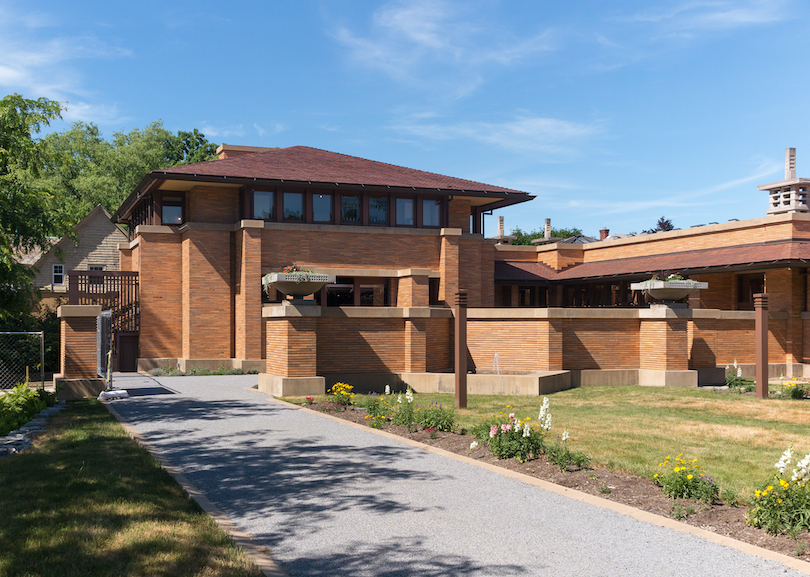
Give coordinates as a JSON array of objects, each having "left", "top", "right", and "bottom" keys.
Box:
[
  {"left": 39, "top": 121, "right": 218, "bottom": 226},
  {"left": 643, "top": 216, "right": 674, "bottom": 234},
  {"left": 0, "top": 94, "right": 65, "bottom": 319},
  {"left": 510, "top": 226, "right": 583, "bottom": 245}
]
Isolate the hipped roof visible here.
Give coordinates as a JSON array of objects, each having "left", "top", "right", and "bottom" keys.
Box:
[{"left": 115, "top": 146, "right": 533, "bottom": 220}]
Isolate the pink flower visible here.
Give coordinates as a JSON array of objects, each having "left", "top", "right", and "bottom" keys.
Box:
[
  {"left": 509, "top": 413, "right": 515, "bottom": 420},
  {"left": 490, "top": 425, "right": 497, "bottom": 438},
  {"left": 501, "top": 423, "right": 512, "bottom": 433}
]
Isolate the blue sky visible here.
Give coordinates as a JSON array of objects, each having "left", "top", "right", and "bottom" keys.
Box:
[{"left": 1, "top": 0, "right": 808, "bottom": 237}]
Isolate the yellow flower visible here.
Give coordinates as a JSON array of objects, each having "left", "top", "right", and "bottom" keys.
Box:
[
  {"left": 780, "top": 479, "right": 789, "bottom": 488},
  {"left": 673, "top": 467, "right": 680, "bottom": 472},
  {"left": 687, "top": 474, "right": 693, "bottom": 480},
  {"left": 755, "top": 490, "right": 761, "bottom": 497},
  {"left": 654, "top": 473, "right": 659, "bottom": 478},
  {"left": 767, "top": 485, "right": 774, "bottom": 491}
]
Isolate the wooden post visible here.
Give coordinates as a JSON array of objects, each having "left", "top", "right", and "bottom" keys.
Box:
[
  {"left": 755, "top": 293, "right": 768, "bottom": 399},
  {"left": 455, "top": 289, "right": 468, "bottom": 409}
]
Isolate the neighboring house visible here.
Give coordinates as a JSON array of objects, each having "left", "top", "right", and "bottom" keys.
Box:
[{"left": 31, "top": 205, "right": 129, "bottom": 309}]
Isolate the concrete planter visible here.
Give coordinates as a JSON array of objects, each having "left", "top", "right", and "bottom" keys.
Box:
[
  {"left": 263, "top": 272, "right": 336, "bottom": 299},
  {"left": 630, "top": 280, "right": 708, "bottom": 301}
]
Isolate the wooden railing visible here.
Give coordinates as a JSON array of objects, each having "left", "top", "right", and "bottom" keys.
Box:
[{"left": 67, "top": 271, "right": 139, "bottom": 333}]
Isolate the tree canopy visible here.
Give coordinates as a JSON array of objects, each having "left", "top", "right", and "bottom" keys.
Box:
[
  {"left": 0, "top": 94, "right": 65, "bottom": 318},
  {"left": 642, "top": 216, "right": 675, "bottom": 235},
  {"left": 38, "top": 121, "right": 218, "bottom": 226},
  {"left": 510, "top": 226, "right": 584, "bottom": 245}
]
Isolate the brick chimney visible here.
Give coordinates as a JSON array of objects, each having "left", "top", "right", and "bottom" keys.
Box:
[{"left": 600, "top": 228, "right": 609, "bottom": 240}]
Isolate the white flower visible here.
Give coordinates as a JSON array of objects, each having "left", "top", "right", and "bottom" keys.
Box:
[
  {"left": 562, "top": 430, "right": 569, "bottom": 443},
  {"left": 791, "top": 452, "right": 810, "bottom": 484},
  {"left": 775, "top": 446, "right": 793, "bottom": 474},
  {"left": 737, "top": 367, "right": 742, "bottom": 378},
  {"left": 469, "top": 441, "right": 479, "bottom": 450},
  {"left": 538, "top": 397, "right": 552, "bottom": 432},
  {"left": 522, "top": 424, "right": 531, "bottom": 438},
  {"left": 397, "top": 394, "right": 403, "bottom": 404},
  {"left": 405, "top": 387, "right": 414, "bottom": 404},
  {"left": 384, "top": 385, "right": 391, "bottom": 395},
  {"left": 733, "top": 359, "right": 738, "bottom": 370}
]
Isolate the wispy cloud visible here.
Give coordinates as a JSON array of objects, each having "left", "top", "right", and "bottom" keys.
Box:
[
  {"left": 628, "top": 0, "right": 788, "bottom": 31},
  {"left": 392, "top": 114, "right": 601, "bottom": 157},
  {"left": 198, "top": 122, "right": 245, "bottom": 138},
  {"left": 331, "top": 0, "right": 555, "bottom": 98}
]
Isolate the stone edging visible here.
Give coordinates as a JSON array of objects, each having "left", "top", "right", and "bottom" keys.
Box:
[{"left": 1, "top": 400, "right": 66, "bottom": 458}]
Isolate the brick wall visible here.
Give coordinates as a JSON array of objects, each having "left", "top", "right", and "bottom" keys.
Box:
[
  {"left": 60, "top": 317, "right": 98, "bottom": 378},
  {"left": 426, "top": 318, "right": 452, "bottom": 372},
  {"left": 693, "top": 273, "right": 734, "bottom": 310},
  {"left": 138, "top": 233, "right": 183, "bottom": 358},
  {"left": 182, "top": 229, "right": 233, "bottom": 358},
  {"left": 467, "top": 320, "right": 543, "bottom": 373},
  {"left": 316, "top": 318, "right": 406, "bottom": 374},
  {"left": 234, "top": 227, "right": 263, "bottom": 359},
  {"left": 448, "top": 199, "right": 470, "bottom": 230},
  {"left": 564, "top": 319, "right": 641, "bottom": 370},
  {"left": 261, "top": 228, "right": 442, "bottom": 271},
  {"left": 459, "top": 237, "right": 483, "bottom": 307},
  {"left": 398, "top": 276, "right": 429, "bottom": 307},
  {"left": 187, "top": 186, "right": 240, "bottom": 224}
]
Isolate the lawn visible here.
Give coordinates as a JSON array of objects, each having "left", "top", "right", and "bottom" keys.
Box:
[
  {"left": 0, "top": 400, "right": 262, "bottom": 577},
  {"left": 286, "top": 385, "right": 810, "bottom": 501}
]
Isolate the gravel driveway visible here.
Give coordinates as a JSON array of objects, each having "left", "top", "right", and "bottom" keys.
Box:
[{"left": 106, "top": 373, "right": 808, "bottom": 577}]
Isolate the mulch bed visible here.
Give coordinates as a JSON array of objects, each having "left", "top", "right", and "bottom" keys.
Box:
[{"left": 303, "top": 401, "right": 810, "bottom": 563}]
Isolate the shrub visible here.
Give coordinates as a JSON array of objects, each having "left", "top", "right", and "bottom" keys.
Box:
[
  {"left": 653, "top": 454, "right": 720, "bottom": 503},
  {"left": 781, "top": 380, "right": 808, "bottom": 400},
  {"left": 0, "top": 383, "right": 56, "bottom": 437},
  {"left": 327, "top": 382, "right": 355, "bottom": 406},
  {"left": 748, "top": 446, "right": 810, "bottom": 535},
  {"left": 546, "top": 435, "right": 590, "bottom": 471},
  {"left": 415, "top": 402, "right": 455, "bottom": 432},
  {"left": 391, "top": 387, "right": 416, "bottom": 430}
]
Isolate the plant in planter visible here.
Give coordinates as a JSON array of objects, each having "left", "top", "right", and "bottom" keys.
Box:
[
  {"left": 262, "top": 264, "right": 335, "bottom": 302},
  {"left": 630, "top": 274, "right": 707, "bottom": 303}
]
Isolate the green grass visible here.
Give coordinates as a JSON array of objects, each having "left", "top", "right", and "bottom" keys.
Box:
[
  {"left": 288, "top": 386, "right": 810, "bottom": 501},
  {"left": 0, "top": 400, "right": 262, "bottom": 577}
]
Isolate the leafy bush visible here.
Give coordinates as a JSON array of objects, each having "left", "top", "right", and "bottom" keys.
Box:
[
  {"left": 781, "top": 381, "right": 808, "bottom": 400},
  {"left": 0, "top": 384, "right": 56, "bottom": 437},
  {"left": 653, "top": 454, "right": 719, "bottom": 503},
  {"left": 391, "top": 387, "right": 416, "bottom": 430},
  {"left": 546, "top": 438, "right": 590, "bottom": 471},
  {"left": 328, "top": 382, "right": 355, "bottom": 406},
  {"left": 415, "top": 402, "right": 455, "bottom": 432},
  {"left": 748, "top": 447, "right": 810, "bottom": 535}
]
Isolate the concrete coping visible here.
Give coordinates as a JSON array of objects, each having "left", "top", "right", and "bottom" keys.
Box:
[
  {"left": 466, "top": 307, "right": 789, "bottom": 321},
  {"left": 268, "top": 267, "right": 440, "bottom": 279},
  {"left": 262, "top": 304, "right": 453, "bottom": 319},
  {"left": 57, "top": 305, "right": 103, "bottom": 318},
  {"left": 439, "top": 228, "right": 462, "bottom": 236}
]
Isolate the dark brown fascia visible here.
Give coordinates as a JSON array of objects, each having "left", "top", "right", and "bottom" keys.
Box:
[{"left": 113, "top": 172, "right": 535, "bottom": 221}]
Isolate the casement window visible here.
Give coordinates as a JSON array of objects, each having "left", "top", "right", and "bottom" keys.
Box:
[
  {"left": 396, "top": 198, "right": 415, "bottom": 226},
  {"left": 312, "top": 193, "right": 333, "bottom": 223},
  {"left": 283, "top": 192, "right": 304, "bottom": 221},
  {"left": 52, "top": 264, "right": 64, "bottom": 286},
  {"left": 368, "top": 197, "right": 388, "bottom": 225},
  {"left": 254, "top": 190, "right": 275, "bottom": 220},
  {"left": 341, "top": 195, "right": 361, "bottom": 224},
  {"left": 422, "top": 199, "right": 441, "bottom": 227},
  {"left": 162, "top": 196, "right": 184, "bottom": 224}
]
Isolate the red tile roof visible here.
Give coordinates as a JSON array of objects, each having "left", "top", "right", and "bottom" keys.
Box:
[{"left": 156, "top": 146, "right": 528, "bottom": 194}]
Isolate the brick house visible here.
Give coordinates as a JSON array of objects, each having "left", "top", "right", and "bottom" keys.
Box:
[
  {"left": 110, "top": 145, "right": 533, "bottom": 376},
  {"left": 51, "top": 145, "right": 806, "bottom": 394}
]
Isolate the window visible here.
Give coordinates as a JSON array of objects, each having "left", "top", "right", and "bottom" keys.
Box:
[
  {"left": 422, "top": 199, "right": 441, "bottom": 227},
  {"left": 313, "top": 193, "right": 333, "bottom": 223},
  {"left": 369, "top": 197, "right": 388, "bottom": 225},
  {"left": 162, "top": 196, "right": 183, "bottom": 224},
  {"left": 396, "top": 198, "right": 414, "bottom": 226},
  {"left": 52, "top": 264, "right": 64, "bottom": 286},
  {"left": 283, "top": 192, "right": 304, "bottom": 221},
  {"left": 341, "top": 195, "right": 361, "bottom": 223},
  {"left": 254, "top": 190, "right": 275, "bottom": 220}
]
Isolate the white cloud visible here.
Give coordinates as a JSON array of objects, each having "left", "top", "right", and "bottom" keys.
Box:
[
  {"left": 392, "top": 114, "right": 600, "bottom": 156},
  {"left": 331, "top": 0, "right": 555, "bottom": 98},
  {"left": 627, "top": 0, "right": 788, "bottom": 32},
  {"left": 254, "top": 123, "right": 266, "bottom": 137},
  {"left": 198, "top": 122, "right": 245, "bottom": 138}
]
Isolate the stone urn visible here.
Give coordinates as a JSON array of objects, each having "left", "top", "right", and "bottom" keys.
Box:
[
  {"left": 263, "top": 272, "right": 336, "bottom": 303},
  {"left": 630, "top": 279, "right": 708, "bottom": 303}
]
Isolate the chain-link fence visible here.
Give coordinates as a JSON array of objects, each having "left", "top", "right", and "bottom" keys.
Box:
[{"left": 0, "top": 332, "right": 45, "bottom": 389}]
